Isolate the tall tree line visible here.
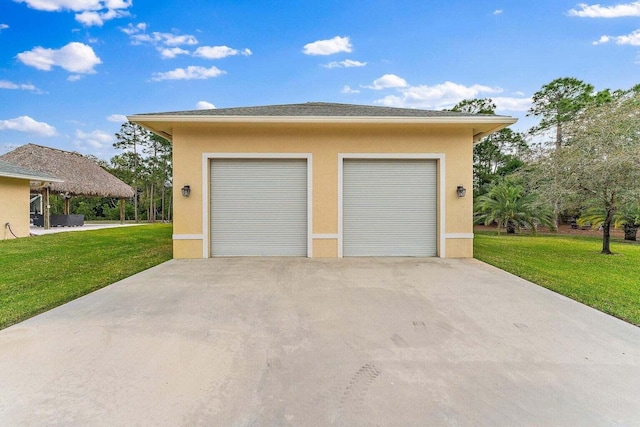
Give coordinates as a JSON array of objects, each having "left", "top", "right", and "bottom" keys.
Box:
[
  {"left": 468, "top": 78, "right": 640, "bottom": 253},
  {"left": 112, "top": 122, "right": 172, "bottom": 222},
  {"left": 50, "top": 122, "right": 172, "bottom": 222}
]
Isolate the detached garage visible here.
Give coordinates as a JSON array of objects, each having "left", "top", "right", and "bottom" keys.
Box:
[{"left": 129, "top": 102, "right": 516, "bottom": 258}]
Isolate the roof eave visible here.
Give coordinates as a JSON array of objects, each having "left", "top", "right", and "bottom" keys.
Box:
[
  {"left": 472, "top": 120, "right": 518, "bottom": 143},
  {"left": 128, "top": 114, "right": 516, "bottom": 124},
  {"left": 129, "top": 114, "right": 518, "bottom": 139},
  {"left": 0, "top": 172, "right": 63, "bottom": 182}
]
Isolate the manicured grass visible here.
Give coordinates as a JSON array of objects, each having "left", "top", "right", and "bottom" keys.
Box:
[
  {"left": 474, "top": 231, "right": 640, "bottom": 326},
  {"left": 0, "top": 224, "right": 172, "bottom": 329}
]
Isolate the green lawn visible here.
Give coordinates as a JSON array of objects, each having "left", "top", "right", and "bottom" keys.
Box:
[
  {"left": 474, "top": 231, "right": 640, "bottom": 326},
  {"left": 0, "top": 224, "right": 172, "bottom": 329}
]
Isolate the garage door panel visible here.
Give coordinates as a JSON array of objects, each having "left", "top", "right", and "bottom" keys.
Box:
[
  {"left": 343, "top": 159, "right": 437, "bottom": 257},
  {"left": 210, "top": 159, "right": 307, "bottom": 257}
]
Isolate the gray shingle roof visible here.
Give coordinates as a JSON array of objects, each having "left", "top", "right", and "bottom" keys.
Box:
[
  {"left": 0, "top": 158, "right": 62, "bottom": 182},
  {"left": 135, "top": 102, "right": 501, "bottom": 118}
]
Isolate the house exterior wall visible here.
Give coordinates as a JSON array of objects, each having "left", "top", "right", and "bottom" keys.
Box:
[
  {"left": 0, "top": 177, "right": 30, "bottom": 240},
  {"left": 171, "top": 122, "right": 474, "bottom": 258}
]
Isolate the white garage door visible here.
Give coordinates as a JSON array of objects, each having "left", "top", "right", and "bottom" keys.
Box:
[
  {"left": 343, "top": 159, "right": 437, "bottom": 256},
  {"left": 210, "top": 159, "right": 308, "bottom": 256}
]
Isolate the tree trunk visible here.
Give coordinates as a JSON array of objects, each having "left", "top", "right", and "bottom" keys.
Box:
[
  {"left": 506, "top": 221, "right": 516, "bottom": 234},
  {"left": 601, "top": 208, "right": 615, "bottom": 254},
  {"left": 161, "top": 186, "right": 165, "bottom": 221},
  {"left": 150, "top": 182, "right": 155, "bottom": 222},
  {"left": 552, "top": 119, "right": 562, "bottom": 229},
  {"left": 624, "top": 223, "right": 638, "bottom": 241},
  {"left": 43, "top": 187, "right": 50, "bottom": 230},
  {"left": 133, "top": 187, "right": 138, "bottom": 223}
]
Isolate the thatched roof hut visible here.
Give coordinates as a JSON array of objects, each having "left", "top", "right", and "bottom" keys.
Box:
[{"left": 0, "top": 144, "right": 134, "bottom": 198}]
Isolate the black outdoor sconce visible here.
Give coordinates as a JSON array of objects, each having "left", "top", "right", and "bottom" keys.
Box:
[
  {"left": 181, "top": 185, "right": 191, "bottom": 197},
  {"left": 456, "top": 185, "right": 467, "bottom": 198}
]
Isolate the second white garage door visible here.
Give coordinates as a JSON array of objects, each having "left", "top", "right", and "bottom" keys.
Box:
[
  {"left": 342, "top": 159, "right": 438, "bottom": 256},
  {"left": 210, "top": 158, "right": 308, "bottom": 256}
]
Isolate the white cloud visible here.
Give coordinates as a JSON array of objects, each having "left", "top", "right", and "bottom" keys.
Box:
[
  {"left": 123, "top": 24, "right": 203, "bottom": 58},
  {"left": 194, "top": 45, "right": 252, "bottom": 59},
  {"left": 493, "top": 9, "right": 503, "bottom": 15},
  {"left": 122, "top": 22, "right": 146, "bottom": 35},
  {"left": 303, "top": 36, "right": 352, "bottom": 55},
  {"left": 493, "top": 97, "right": 532, "bottom": 112},
  {"left": 130, "top": 31, "right": 198, "bottom": 46},
  {"left": 593, "top": 35, "right": 611, "bottom": 45},
  {"left": 15, "top": 0, "right": 132, "bottom": 26},
  {"left": 341, "top": 85, "right": 360, "bottom": 94},
  {"left": 569, "top": 1, "right": 640, "bottom": 17},
  {"left": 107, "top": 114, "right": 127, "bottom": 122},
  {"left": 155, "top": 33, "right": 198, "bottom": 46},
  {"left": 152, "top": 65, "right": 225, "bottom": 81},
  {"left": 0, "top": 80, "right": 38, "bottom": 91},
  {"left": 196, "top": 101, "right": 215, "bottom": 109},
  {"left": 17, "top": 42, "right": 101, "bottom": 73},
  {"left": 75, "top": 129, "right": 112, "bottom": 148},
  {"left": 594, "top": 29, "right": 640, "bottom": 45},
  {"left": 366, "top": 74, "right": 408, "bottom": 90},
  {"left": 0, "top": 23, "right": 9, "bottom": 30},
  {"left": 374, "top": 81, "right": 503, "bottom": 109},
  {"left": 75, "top": 8, "right": 129, "bottom": 26},
  {"left": 67, "top": 74, "right": 83, "bottom": 81},
  {"left": 105, "top": 0, "right": 130, "bottom": 8},
  {"left": 159, "top": 47, "right": 189, "bottom": 59},
  {"left": 0, "top": 116, "right": 56, "bottom": 136},
  {"left": 122, "top": 23, "right": 252, "bottom": 63},
  {"left": 15, "top": 0, "right": 103, "bottom": 12},
  {"left": 323, "top": 59, "right": 367, "bottom": 68}
]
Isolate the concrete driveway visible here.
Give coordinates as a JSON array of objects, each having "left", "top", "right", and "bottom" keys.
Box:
[{"left": 0, "top": 258, "right": 639, "bottom": 426}]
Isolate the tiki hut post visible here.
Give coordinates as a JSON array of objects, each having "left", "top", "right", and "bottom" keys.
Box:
[
  {"left": 43, "top": 187, "right": 50, "bottom": 230},
  {"left": 63, "top": 195, "right": 70, "bottom": 215},
  {"left": 119, "top": 198, "right": 125, "bottom": 224}
]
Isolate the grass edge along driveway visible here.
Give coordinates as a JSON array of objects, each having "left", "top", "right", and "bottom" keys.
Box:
[
  {"left": 0, "top": 224, "right": 172, "bottom": 329},
  {"left": 474, "top": 231, "right": 640, "bottom": 326}
]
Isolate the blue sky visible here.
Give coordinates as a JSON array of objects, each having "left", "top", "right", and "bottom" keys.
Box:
[{"left": 1, "top": 0, "right": 639, "bottom": 159}]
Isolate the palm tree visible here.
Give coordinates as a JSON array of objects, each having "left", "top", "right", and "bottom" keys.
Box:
[
  {"left": 578, "top": 203, "right": 640, "bottom": 241},
  {"left": 474, "top": 180, "right": 554, "bottom": 234}
]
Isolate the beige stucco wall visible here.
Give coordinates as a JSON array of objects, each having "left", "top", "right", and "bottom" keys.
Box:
[
  {"left": 0, "top": 177, "right": 30, "bottom": 240},
  {"left": 171, "top": 122, "right": 474, "bottom": 258}
]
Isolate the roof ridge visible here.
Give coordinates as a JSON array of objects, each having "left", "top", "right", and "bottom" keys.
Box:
[{"left": 25, "top": 143, "right": 86, "bottom": 157}]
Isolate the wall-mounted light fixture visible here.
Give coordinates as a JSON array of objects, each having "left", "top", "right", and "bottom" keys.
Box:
[
  {"left": 181, "top": 185, "right": 191, "bottom": 197},
  {"left": 456, "top": 185, "right": 467, "bottom": 198}
]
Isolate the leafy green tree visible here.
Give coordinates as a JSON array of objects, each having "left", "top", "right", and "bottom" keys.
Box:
[
  {"left": 143, "top": 134, "right": 172, "bottom": 222},
  {"left": 533, "top": 91, "right": 640, "bottom": 254},
  {"left": 528, "top": 77, "right": 595, "bottom": 150},
  {"left": 474, "top": 179, "right": 553, "bottom": 234},
  {"left": 449, "top": 98, "right": 496, "bottom": 115},
  {"left": 526, "top": 77, "right": 619, "bottom": 228},
  {"left": 473, "top": 128, "right": 528, "bottom": 193},
  {"left": 113, "top": 122, "right": 172, "bottom": 222},
  {"left": 578, "top": 204, "right": 640, "bottom": 241},
  {"left": 618, "top": 204, "right": 640, "bottom": 241},
  {"left": 114, "top": 122, "right": 152, "bottom": 222},
  {"left": 449, "top": 98, "right": 528, "bottom": 194}
]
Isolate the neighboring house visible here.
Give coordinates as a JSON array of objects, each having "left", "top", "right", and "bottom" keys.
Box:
[
  {"left": 0, "top": 159, "right": 62, "bottom": 240},
  {"left": 130, "top": 102, "right": 516, "bottom": 258}
]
